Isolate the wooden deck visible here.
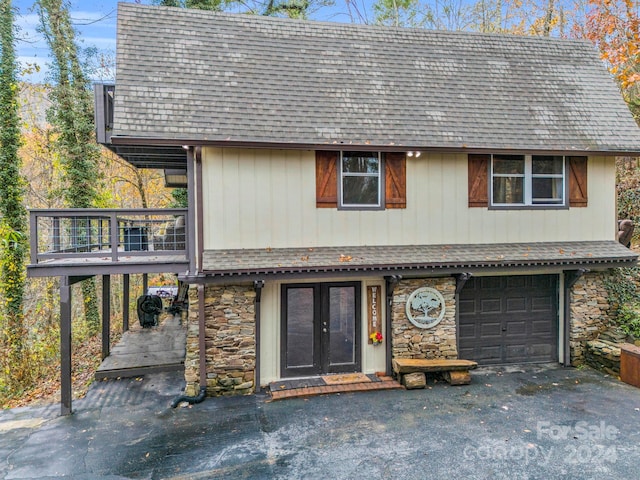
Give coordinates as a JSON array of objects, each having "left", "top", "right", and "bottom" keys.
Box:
[
  {"left": 28, "top": 207, "right": 190, "bottom": 277},
  {"left": 96, "top": 313, "right": 187, "bottom": 380}
]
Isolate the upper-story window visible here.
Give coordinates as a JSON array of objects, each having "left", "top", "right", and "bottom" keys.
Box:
[
  {"left": 340, "top": 151, "right": 382, "bottom": 208},
  {"left": 316, "top": 151, "right": 406, "bottom": 210},
  {"left": 491, "top": 154, "right": 565, "bottom": 207}
]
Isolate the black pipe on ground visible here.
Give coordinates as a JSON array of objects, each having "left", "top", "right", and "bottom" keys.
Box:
[{"left": 171, "top": 386, "right": 206, "bottom": 408}]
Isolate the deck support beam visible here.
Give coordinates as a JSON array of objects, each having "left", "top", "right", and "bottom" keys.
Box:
[
  {"left": 123, "top": 274, "right": 130, "bottom": 332},
  {"left": 102, "top": 274, "right": 111, "bottom": 360},
  {"left": 60, "top": 276, "right": 72, "bottom": 416}
]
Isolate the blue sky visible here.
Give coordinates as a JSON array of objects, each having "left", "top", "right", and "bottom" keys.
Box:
[
  {"left": 13, "top": 0, "right": 362, "bottom": 83},
  {"left": 14, "top": 0, "right": 120, "bottom": 82}
]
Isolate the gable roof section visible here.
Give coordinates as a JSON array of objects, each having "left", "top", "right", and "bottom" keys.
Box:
[{"left": 112, "top": 3, "right": 640, "bottom": 154}]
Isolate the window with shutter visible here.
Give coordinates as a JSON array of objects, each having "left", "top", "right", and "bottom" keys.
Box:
[
  {"left": 315, "top": 151, "right": 407, "bottom": 209},
  {"left": 469, "top": 154, "right": 587, "bottom": 208}
]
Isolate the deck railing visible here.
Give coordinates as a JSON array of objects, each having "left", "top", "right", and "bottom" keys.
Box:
[{"left": 29, "top": 208, "right": 189, "bottom": 265}]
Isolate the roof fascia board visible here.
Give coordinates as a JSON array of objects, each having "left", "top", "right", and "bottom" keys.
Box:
[
  {"left": 181, "top": 259, "right": 637, "bottom": 284},
  {"left": 109, "top": 137, "right": 640, "bottom": 157}
]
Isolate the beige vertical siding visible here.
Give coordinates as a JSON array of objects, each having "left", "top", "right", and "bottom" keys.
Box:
[
  {"left": 202, "top": 147, "right": 616, "bottom": 250},
  {"left": 258, "top": 278, "right": 387, "bottom": 386}
]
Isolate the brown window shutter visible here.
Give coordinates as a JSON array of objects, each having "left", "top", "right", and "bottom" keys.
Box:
[
  {"left": 316, "top": 151, "right": 338, "bottom": 208},
  {"left": 385, "top": 152, "right": 406, "bottom": 209},
  {"left": 568, "top": 156, "right": 588, "bottom": 207},
  {"left": 468, "top": 154, "right": 489, "bottom": 207}
]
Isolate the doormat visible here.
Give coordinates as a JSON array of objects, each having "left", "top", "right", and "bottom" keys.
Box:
[
  {"left": 322, "top": 372, "right": 371, "bottom": 385},
  {"left": 270, "top": 377, "right": 326, "bottom": 391},
  {"left": 269, "top": 373, "right": 382, "bottom": 392}
]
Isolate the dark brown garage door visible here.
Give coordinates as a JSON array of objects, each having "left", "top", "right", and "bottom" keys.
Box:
[{"left": 458, "top": 275, "right": 558, "bottom": 365}]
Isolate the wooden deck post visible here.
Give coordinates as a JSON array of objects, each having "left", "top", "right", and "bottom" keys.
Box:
[
  {"left": 102, "top": 274, "right": 111, "bottom": 360},
  {"left": 123, "top": 273, "right": 130, "bottom": 332},
  {"left": 60, "top": 276, "right": 72, "bottom": 416},
  {"left": 142, "top": 273, "right": 148, "bottom": 295}
]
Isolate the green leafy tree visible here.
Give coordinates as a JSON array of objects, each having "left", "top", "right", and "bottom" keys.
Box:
[
  {"left": 155, "top": 0, "right": 332, "bottom": 19},
  {"left": 373, "top": 0, "right": 421, "bottom": 27},
  {"left": 0, "top": 0, "right": 28, "bottom": 382},
  {"left": 169, "top": 188, "right": 188, "bottom": 208},
  {"left": 37, "top": 0, "right": 101, "bottom": 334},
  {"left": 154, "top": 0, "right": 226, "bottom": 9}
]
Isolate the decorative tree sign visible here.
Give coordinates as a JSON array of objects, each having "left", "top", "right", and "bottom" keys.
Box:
[{"left": 405, "top": 287, "right": 446, "bottom": 329}]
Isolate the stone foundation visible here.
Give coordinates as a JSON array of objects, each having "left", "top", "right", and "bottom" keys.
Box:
[
  {"left": 391, "top": 277, "right": 457, "bottom": 359},
  {"left": 184, "top": 284, "right": 256, "bottom": 397},
  {"left": 569, "top": 271, "right": 616, "bottom": 365}
]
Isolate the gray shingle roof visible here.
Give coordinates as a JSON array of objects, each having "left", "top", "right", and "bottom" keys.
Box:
[
  {"left": 201, "top": 241, "right": 637, "bottom": 278},
  {"left": 113, "top": 3, "right": 640, "bottom": 153}
]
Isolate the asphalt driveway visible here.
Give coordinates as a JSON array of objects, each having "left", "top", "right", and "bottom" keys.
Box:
[{"left": 1, "top": 364, "right": 639, "bottom": 479}]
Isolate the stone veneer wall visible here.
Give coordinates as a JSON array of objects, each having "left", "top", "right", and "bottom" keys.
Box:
[
  {"left": 184, "top": 284, "right": 256, "bottom": 397},
  {"left": 391, "top": 277, "right": 457, "bottom": 359},
  {"left": 569, "top": 271, "right": 615, "bottom": 365}
]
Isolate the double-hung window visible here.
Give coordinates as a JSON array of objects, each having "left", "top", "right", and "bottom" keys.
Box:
[
  {"left": 340, "top": 151, "right": 382, "bottom": 208},
  {"left": 491, "top": 154, "right": 565, "bottom": 207}
]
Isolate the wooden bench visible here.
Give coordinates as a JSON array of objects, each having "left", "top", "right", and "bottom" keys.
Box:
[{"left": 392, "top": 358, "right": 478, "bottom": 388}]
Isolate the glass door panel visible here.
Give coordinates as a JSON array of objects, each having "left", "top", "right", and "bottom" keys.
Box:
[
  {"left": 327, "top": 285, "right": 357, "bottom": 368},
  {"left": 282, "top": 286, "right": 320, "bottom": 377}
]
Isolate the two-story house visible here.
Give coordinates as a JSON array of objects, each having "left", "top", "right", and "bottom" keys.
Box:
[{"left": 29, "top": 3, "right": 640, "bottom": 410}]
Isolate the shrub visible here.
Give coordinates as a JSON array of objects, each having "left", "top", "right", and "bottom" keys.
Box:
[{"left": 616, "top": 303, "right": 640, "bottom": 339}]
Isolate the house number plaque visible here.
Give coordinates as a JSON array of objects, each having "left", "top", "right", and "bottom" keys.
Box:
[{"left": 405, "top": 287, "right": 446, "bottom": 329}]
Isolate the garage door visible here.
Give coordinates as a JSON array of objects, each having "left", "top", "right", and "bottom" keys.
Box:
[{"left": 458, "top": 275, "right": 558, "bottom": 365}]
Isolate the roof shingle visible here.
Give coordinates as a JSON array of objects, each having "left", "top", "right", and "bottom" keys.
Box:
[
  {"left": 201, "top": 241, "right": 638, "bottom": 278},
  {"left": 113, "top": 3, "right": 640, "bottom": 153}
]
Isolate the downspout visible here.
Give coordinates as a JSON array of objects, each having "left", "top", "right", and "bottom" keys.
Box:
[
  {"left": 254, "top": 280, "right": 264, "bottom": 393},
  {"left": 195, "top": 147, "right": 204, "bottom": 273},
  {"left": 172, "top": 283, "right": 207, "bottom": 407},
  {"left": 384, "top": 275, "right": 402, "bottom": 376},
  {"left": 563, "top": 269, "right": 588, "bottom": 367},
  {"left": 186, "top": 147, "right": 197, "bottom": 275},
  {"left": 454, "top": 273, "right": 472, "bottom": 359}
]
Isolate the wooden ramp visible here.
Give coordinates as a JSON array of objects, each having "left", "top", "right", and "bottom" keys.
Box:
[{"left": 96, "top": 313, "right": 186, "bottom": 379}]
